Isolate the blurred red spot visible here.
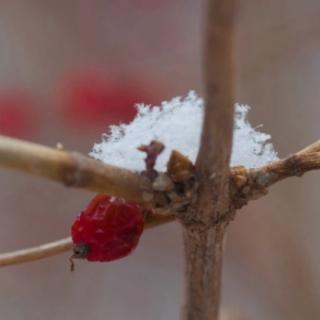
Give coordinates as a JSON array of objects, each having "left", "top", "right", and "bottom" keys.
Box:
[
  {"left": 59, "top": 71, "right": 157, "bottom": 129},
  {"left": 0, "top": 92, "right": 36, "bottom": 138}
]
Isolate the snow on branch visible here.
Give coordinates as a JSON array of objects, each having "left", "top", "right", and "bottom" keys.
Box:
[{"left": 90, "top": 92, "right": 278, "bottom": 171}]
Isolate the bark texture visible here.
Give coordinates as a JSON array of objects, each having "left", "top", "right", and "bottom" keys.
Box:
[{"left": 182, "top": 0, "right": 236, "bottom": 319}]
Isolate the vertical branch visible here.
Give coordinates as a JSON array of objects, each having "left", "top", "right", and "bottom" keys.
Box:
[
  {"left": 183, "top": 1, "right": 236, "bottom": 320},
  {"left": 183, "top": 224, "right": 226, "bottom": 320},
  {"left": 197, "top": 0, "right": 236, "bottom": 177}
]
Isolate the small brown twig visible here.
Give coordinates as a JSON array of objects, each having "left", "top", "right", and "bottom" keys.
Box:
[
  {"left": 0, "top": 135, "right": 145, "bottom": 202},
  {"left": 0, "top": 212, "right": 175, "bottom": 267},
  {"left": 296, "top": 140, "right": 320, "bottom": 155},
  {"left": 197, "top": 1, "right": 235, "bottom": 178},
  {"left": 0, "top": 238, "right": 72, "bottom": 267},
  {"left": 231, "top": 142, "right": 320, "bottom": 208},
  {"left": 250, "top": 152, "right": 320, "bottom": 189},
  {"left": 138, "top": 140, "right": 165, "bottom": 179}
]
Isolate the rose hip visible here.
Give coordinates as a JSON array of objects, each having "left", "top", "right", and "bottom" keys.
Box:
[{"left": 71, "top": 194, "right": 144, "bottom": 264}]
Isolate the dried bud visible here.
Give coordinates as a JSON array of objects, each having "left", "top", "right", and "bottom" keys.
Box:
[{"left": 167, "top": 150, "right": 194, "bottom": 183}]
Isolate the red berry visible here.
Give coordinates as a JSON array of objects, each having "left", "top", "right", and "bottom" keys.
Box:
[{"left": 71, "top": 194, "right": 144, "bottom": 262}]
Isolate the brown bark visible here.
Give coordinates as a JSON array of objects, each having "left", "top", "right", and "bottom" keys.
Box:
[
  {"left": 182, "top": 1, "right": 236, "bottom": 319},
  {"left": 183, "top": 224, "right": 227, "bottom": 320},
  {"left": 0, "top": 135, "right": 144, "bottom": 202}
]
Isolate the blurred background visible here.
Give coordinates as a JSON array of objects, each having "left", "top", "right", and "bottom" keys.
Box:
[{"left": 0, "top": 1, "right": 319, "bottom": 319}]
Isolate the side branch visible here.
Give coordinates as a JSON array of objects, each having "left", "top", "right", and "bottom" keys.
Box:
[
  {"left": 232, "top": 141, "right": 320, "bottom": 208},
  {"left": 0, "top": 212, "right": 175, "bottom": 267},
  {"left": 0, "top": 238, "right": 73, "bottom": 267},
  {"left": 249, "top": 152, "right": 320, "bottom": 190},
  {"left": 0, "top": 135, "right": 144, "bottom": 202}
]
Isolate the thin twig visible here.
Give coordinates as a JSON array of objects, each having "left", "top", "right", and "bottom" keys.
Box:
[
  {"left": 196, "top": 0, "right": 235, "bottom": 176},
  {"left": 183, "top": 1, "right": 236, "bottom": 320},
  {"left": 248, "top": 152, "right": 320, "bottom": 190},
  {"left": 296, "top": 140, "right": 320, "bottom": 155},
  {"left": 0, "top": 212, "right": 175, "bottom": 267},
  {"left": 0, "top": 238, "right": 72, "bottom": 267},
  {"left": 0, "top": 135, "right": 145, "bottom": 202},
  {"left": 231, "top": 141, "right": 320, "bottom": 208}
]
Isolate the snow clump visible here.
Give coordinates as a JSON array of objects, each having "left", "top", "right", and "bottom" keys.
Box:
[{"left": 90, "top": 91, "right": 278, "bottom": 171}]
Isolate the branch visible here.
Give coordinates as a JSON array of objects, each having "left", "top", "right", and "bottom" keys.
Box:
[
  {"left": 296, "top": 140, "right": 320, "bottom": 155},
  {"left": 183, "top": 1, "right": 236, "bottom": 320},
  {"left": 1, "top": 140, "right": 320, "bottom": 268},
  {"left": 231, "top": 140, "right": 320, "bottom": 208},
  {"left": 0, "top": 135, "right": 144, "bottom": 202},
  {"left": 196, "top": 0, "right": 235, "bottom": 177},
  {"left": 0, "top": 238, "right": 72, "bottom": 267},
  {"left": 2, "top": 134, "right": 319, "bottom": 216},
  {"left": 251, "top": 152, "right": 320, "bottom": 189},
  {"left": 0, "top": 212, "right": 175, "bottom": 267}
]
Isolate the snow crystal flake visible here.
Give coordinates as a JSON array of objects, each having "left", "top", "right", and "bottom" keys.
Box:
[{"left": 90, "top": 91, "right": 278, "bottom": 171}]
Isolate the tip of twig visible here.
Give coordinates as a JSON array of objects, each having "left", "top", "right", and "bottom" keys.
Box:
[
  {"left": 138, "top": 140, "right": 165, "bottom": 179},
  {"left": 138, "top": 140, "right": 165, "bottom": 169}
]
